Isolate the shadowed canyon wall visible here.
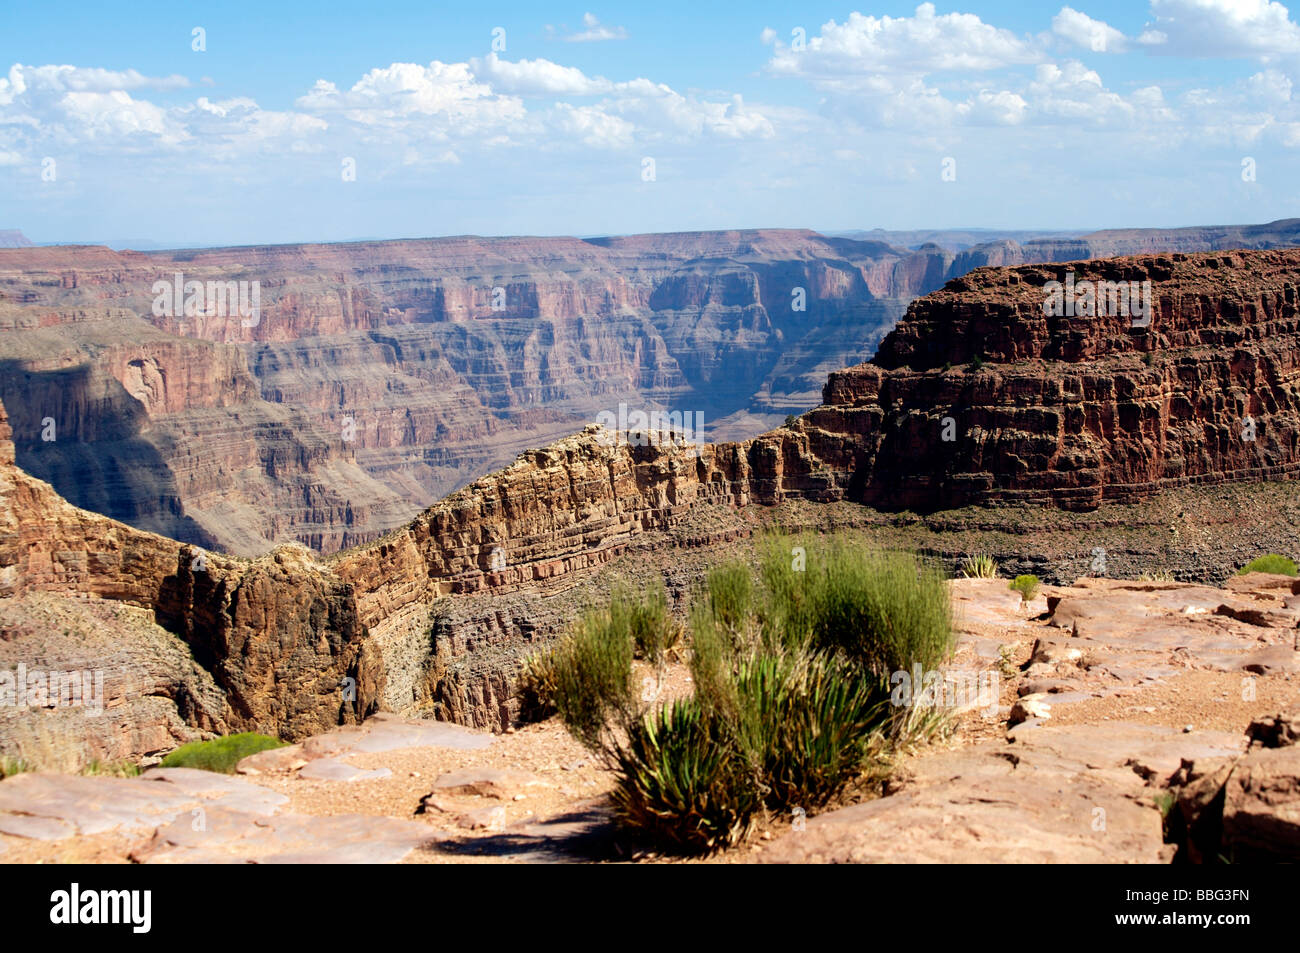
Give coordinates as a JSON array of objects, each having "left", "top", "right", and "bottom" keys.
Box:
[{"left": 4, "top": 222, "right": 1300, "bottom": 556}]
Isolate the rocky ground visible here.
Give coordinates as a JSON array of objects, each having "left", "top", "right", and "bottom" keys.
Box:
[{"left": 1, "top": 574, "right": 1297, "bottom": 864}]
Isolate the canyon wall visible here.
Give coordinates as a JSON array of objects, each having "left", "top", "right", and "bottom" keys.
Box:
[
  {"left": 5, "top": 247, "right": 1300, "bottom": 755},
  {"left": 4, "top": 223, "right": 1300, "bottom": 557}
]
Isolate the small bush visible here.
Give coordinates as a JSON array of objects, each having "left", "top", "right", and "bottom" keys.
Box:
[
  {"left": 516, "top": 647, "right": 560, "bottom": 723},
  {"left": 610, "top": 698, "right": 760, "bottom": 854},
  {"left": 734, "top": 651, "right": 887, "bottom": 811},
  {"left": 1009, "top": 574, "right": 1041, "bottom": 603},
  {"left": 613, "top": 583, "right": 677, "bottom": 665},
  {"left": 551, "top": 606, "right": 635, "bottom": 752},
  {"left": 705, "top": 563, "right": 755, "bottom": 636},
  {"left": 969, "top": 353, "right": 985, "bottom": 371},
  {"left": 160, "top": 733, "right": 286, "bottom": 774},
  {"left": 1236, "top": 554, "right": 1298, "bottom": 577},
  {"left": 0, "top": 757, "right": 29, "bottom": 779},
  {"left": 554, "top": 537, "right": 956, "bottom": 855},
  {"left": 960, "top": 554, "right": 998, "bottom": 579}
]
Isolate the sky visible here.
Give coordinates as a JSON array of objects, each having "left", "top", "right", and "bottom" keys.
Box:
[{"left": 4, "top": 0, "right": 1300, "bottom": 246}]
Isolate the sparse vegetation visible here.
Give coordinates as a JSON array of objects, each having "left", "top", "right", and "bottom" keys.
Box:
[
  {"left": 0, "top": 756, "right": 30, "bottom": 779},
  {"left": 1009, "top": 574, "right": 1041, "bottom": 603},
  {"left": 1236, "top": 554, "right": 1298, "bottom": 577},
  {"left": 159, "top": 733, "right": 286, "bottom": 774},
  {"left": 81, "top": 759, "right": 141, "bottom": 778},
  {"left": 516, "top": 646, "right": 560, "bottom": 723},
  {"left": 960, "top": 554, "right": 998, "bottom": 579},
  {"left": 1137, "top": 568, "right": 1176, "bottom": 582},
  {"left": 969, "top": 353, "right": 985, "bottom": 371},
  {"left": 551, "top": 536, "right": 955, "bottom": 854}
]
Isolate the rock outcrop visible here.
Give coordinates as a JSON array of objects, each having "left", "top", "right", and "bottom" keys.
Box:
[
  {"left": 7, "top": 247, "right": 1300, "bottom": 757},
  {"left": 5, "top": 224, "right": 1300, "bottom": 555}
]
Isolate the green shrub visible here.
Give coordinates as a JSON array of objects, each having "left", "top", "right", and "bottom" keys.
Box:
[
  {"left": 159, "top": 733, "right": 286, "bottom": 774},
  {"left": 1236, "top": 554, "right": 1298, "bottom": 577},
  {"left": 554, "top": 537, "right": 955, "bottom": 855},
  {"left": 960, "top": 554, "right": 998, "bottom": 579},
  {"left": 705, "top": 563, "right": 755, "bottom": 636},
  {"left": 733, "top": 651, "right": 887, "bottom": 811},
  {"left": 769, "top": 542, "right": 954, "bottom": 681},
  {"left": 0, "top": 756, "right": 29, "bottom": 779},
  {"left": 551, "top": 605, "right": 635, "bottom": 752},
  {"left": 613, "top": 582, "right": 677, "bottom": 664},
  {"left": 610, "top": 698, "right": 760, "bottom": 854},
  {"left": 516, "top": 646, "right": 560, "bottom": 723},
  {"left": 1009, "top": 574, "right": 1041, "bottom": 603}
]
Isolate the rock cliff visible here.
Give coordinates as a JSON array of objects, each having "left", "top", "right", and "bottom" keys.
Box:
[
  {"left": 5, "top": 223, "right": 1300, "bottom": 556},
  {"left": 6, "top": 247, "right": 1300, "bottom": 759}
]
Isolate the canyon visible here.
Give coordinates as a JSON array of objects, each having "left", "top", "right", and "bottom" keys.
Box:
[
  {"left": 3, "top": 220, "right": 1300, "bottom": 557},
  {"left": 3, "top": 246, "right": 1300, "bottom": 768}
]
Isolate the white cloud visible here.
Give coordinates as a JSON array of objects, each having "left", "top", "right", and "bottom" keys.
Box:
[
  {"left": 295, "top": 62, "right": 525, "bottom": 131},
  {"left": 469, "top": 54, "right": 611, "bottom": 96},
  {"left": 1052, "top": 6, "right": 1129, "bottom": 53},
  {"left": 563, "top": 13, "right": 628, "bottom": 43},
  {"left": 768, "top": 3, "right": 1042, "bottom": 80},
  {"left": 1140, "top": 0, "right": 1300, "bottom": 59}
]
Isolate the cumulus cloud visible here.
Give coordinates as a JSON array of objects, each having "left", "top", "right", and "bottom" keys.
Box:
[
  {"left": 1052, "top": 6, "right": 1129, "bottom": 53},
  {"left": 469, "top": 53, "right": 612, "bottom": 96},
  {"left": 1139, "top": 0, "right": 1300, "bottom": 59},
  {"left": 768, "top": 3, "right": 1042, "bottom": 80},
  {"left": 295, "top": 61, "right": 525, "bottom": 131}
]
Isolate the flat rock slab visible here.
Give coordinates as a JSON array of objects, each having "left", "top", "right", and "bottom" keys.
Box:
[
  {"left": 132, "top": 808, "right": 442, "bottom": 864},
  {"left": 0, "top": 769, "right": 287, "bottom": 840},
  {"left": 239, "top": 713, "right": 493, "bottom": 776},
  {"left": 297, "top": 758, "right": 392, "bottom": 782},
  {"left": 759, "top": 772, "right": 1170, "bottom": 863},
  {"left": 761, "top": 721, "right": 1245, "bottom": 864}
]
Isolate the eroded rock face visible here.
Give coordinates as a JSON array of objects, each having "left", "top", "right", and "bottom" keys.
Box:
[
  {"left": 6, "top": 247, "right": 1300, "bottom": 755},
  {"left": 5, "top": 228, "right": 1300, "bottom": 555},
  {"left": 824, "top": 249, "right": 1300, "bottom": 510},
  {"left": 0, "top": 398, "right": 382, "bottom": 759}
]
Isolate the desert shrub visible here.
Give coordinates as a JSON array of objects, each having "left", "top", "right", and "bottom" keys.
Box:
[
  {"left": 960, "top": 554, "right": 998, "bottom": 579},
  {"left": 1009, "top": 574, "right": 1041, "bottom": 603},
  {"left": 613, "top": 582, "right": 677, "bottom": 664},
  {"left": 1236, "top": 554, "right": 1298, "bottom": 577},
  {"left": 763, "top": 540, "right": 953, "bottom": 681},
  {"left": 551, "top": 605, "right": 636, "bottom": 752},
  {"left": 733, "top": 651, "right": 887, "bottom": 810},
  {"left": 705, "top": 563, "right": 755, "bottom": 636},
  {"left": 516, "top": 646, "right": 560, "bottom": 723},
  {"left": 160, "top": 733, "right": 286, "bottom": 774},
  {"left": 554, "top": 538, "right": 955, "bottom": 855},
  {"left": 610, "top": 698, "right": 760, "bottom": 853},
  {"left": 0, "top": 757, "right": 29, "bottom": 779}
]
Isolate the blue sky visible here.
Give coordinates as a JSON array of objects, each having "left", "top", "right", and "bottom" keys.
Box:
[{"left": 3, "top": 1, "right": 1300, "bottom": 245}]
